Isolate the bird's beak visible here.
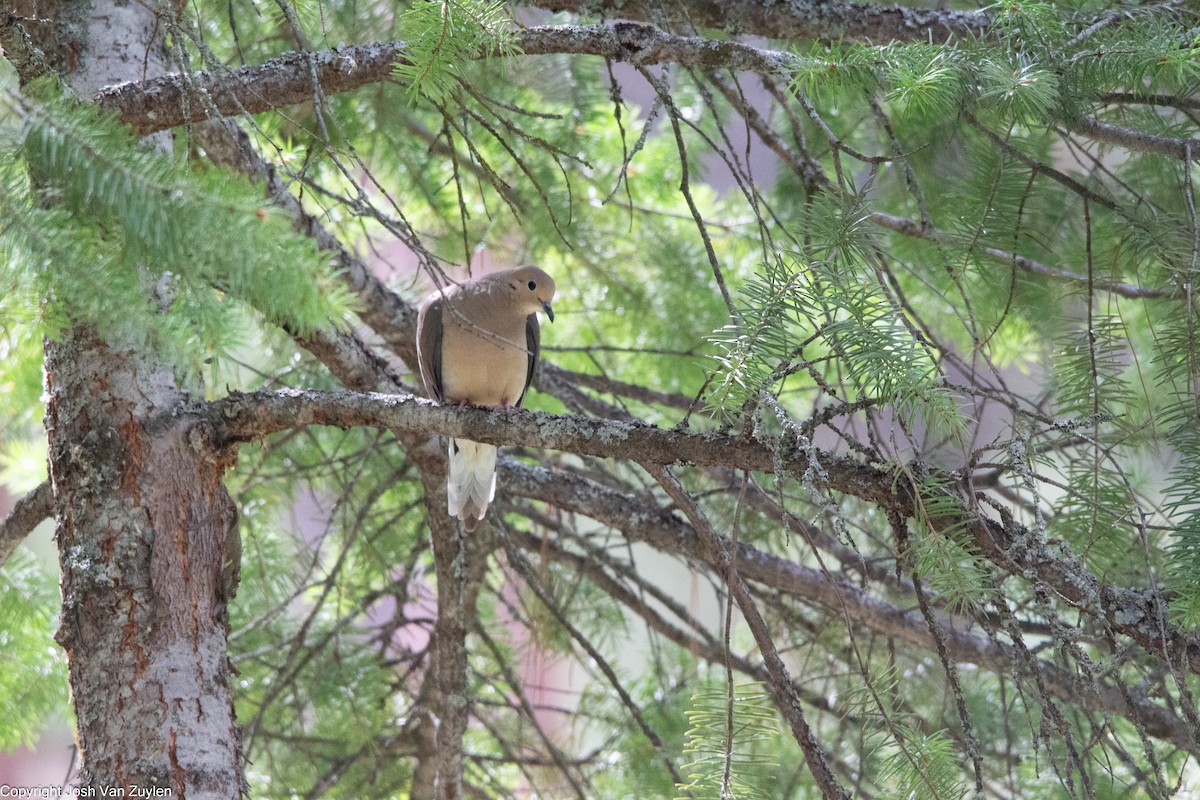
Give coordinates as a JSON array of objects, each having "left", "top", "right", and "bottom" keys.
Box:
[{"left": 542, "top": 301, "right": 555, "bottom": 322}]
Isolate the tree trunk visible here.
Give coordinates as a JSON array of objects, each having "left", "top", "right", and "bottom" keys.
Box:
[
  {"left": 29, "top": 2, "right": 246, "bottom": 796},
  {"left": 47, "top": 333, "right": 243, "bottom": 798}
]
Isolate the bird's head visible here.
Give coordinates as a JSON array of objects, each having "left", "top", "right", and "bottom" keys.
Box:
[{"left": 506, "top": 265, "right": 556, "bottom": 322}]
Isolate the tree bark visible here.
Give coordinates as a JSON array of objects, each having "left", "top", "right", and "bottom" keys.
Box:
[
  {"left": 93, "top": 24, "right": 795, "bottom": 137},
  {"left": 25, "top": 2, "right": 246, "bottom": 796},
  {"left": 515, "top": 0, "right": 993, "bottom": 43},
  {"left": 47, "top": 332, "right": 243, "bottom": 798},
  {"left": 202, "top": 387, "right": 1200, "bottom": 678}
]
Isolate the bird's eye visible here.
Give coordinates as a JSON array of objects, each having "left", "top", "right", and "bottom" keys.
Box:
[{"left": 527, "top": 280, "right": 537, "bottom": 290}]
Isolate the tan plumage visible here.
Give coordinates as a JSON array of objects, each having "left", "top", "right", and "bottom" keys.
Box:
[{"left": 415, "top": 266, "right": 556, "bottom": 530}]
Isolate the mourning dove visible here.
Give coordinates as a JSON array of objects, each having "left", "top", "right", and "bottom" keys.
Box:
[{"left": 416, "top": 266, "right": 556, "bottom": 530}]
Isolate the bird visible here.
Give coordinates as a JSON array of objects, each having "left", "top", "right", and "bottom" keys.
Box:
[{"left": 415, "top": 266, "right": 556, "bottom": 531}]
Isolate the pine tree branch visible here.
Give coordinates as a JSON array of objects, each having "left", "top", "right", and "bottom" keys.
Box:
[
  {"left": 1071, "top": 115, "right": 1200, "bottom": 162},
  {"left": 190, "top": 119, "right": 422, "bottom": 369},
  {"left": 94, "top": 24, "right": 795, "bottom": 136},
  {"left": 505, "top": 518, "right": 865, "bottom": 743},
  {"left": 640, "top": 463, "right": 851, "bottom": 800},
  {"left": 501, "top": 535, "right": 687, "bottom": 787},
  {"left": 94, "top": 42, "right": 401, "bottom": 137},
  {"left": 705, "top": 72, "right": 1174, "bottom": 300},
  {"left": 0, "top": 480, "right": 53, "bottom": 569},
  {"left": 964, "top": 112, "right": 1127, "bottom": 216},
  {"left": 86, "top": 15, "right": 1200, "bottom": 178},
  {"left": 513, "top": 0, "right": 993, "bottom": 44},
  {"left": 869, "top": 212, "right": 1173, "bottom": 299},
  {"left": 470, "top": 623, "right": 593, "bottom": 798},
  {"left": 195, "top": 387, "right": 1200, "bottom": 678},
  {"left": 506, "top": 461, "right": 1199, "bottom": 754},
  {"left": 69, "top": 14, "right": 1200, "bottom": 174},
  {"left": 1101, "top": 92, "right": 1200, "bottom": 112}
]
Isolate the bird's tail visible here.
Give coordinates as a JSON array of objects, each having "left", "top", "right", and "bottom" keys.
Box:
[{"left": 447, "top": 438, "right": 497, "bottom": 531}]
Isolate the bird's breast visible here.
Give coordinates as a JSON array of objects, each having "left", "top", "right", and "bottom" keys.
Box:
[{"left": 440, "top": 313, "right": 529, "bottom": 407}]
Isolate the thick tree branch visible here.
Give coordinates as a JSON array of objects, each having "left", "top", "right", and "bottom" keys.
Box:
[
  {"left": 196, "top": 387, "right": 1200, "bottom": 678},
  {"left": 95, "top": 42, "right": 401, "bottom": 137},
  {"left": 90, "top": 15, "right": 1198, "bottom": 176},
  {"left": 200, "top": 387, "right": 865, "bottom": 482},
  {"left": 95, "top": 24, "right": 795, "bottom": 136},
  {"left": 1101, "top": 92, "right": 1200, "bottom": 112},
  {"left": 515, "top": 0, "right": 993, "bottom": 44},
  {"left": 0, "top": 480, "right": 53, "bottom": 569}
]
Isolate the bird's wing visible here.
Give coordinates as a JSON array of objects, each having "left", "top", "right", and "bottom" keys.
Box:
[
  {"left": 416, "top": 295, "right": 445, "bottom": 403},
  {"left": 517, "top": 313, "right": 540, "bottom": 408}
]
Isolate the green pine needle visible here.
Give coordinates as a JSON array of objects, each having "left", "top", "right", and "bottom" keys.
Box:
[
  {"left": 393, "top": 0, "right": 520, "bottom": 107},
  {"left": 674, "top": 682, "right": 779, "bottom": 800},
  {"left": 0, "top": 96, "right": 352, "bottom": 370}
]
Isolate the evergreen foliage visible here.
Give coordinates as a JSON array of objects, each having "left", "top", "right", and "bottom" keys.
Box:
[
  {"left": 3, "top": 0, "right": 1200, "bottom": 796},
  {"left": 710, "top": 254, "right": 962, "bottom": 436},
  {"left": 0, "top": 92, "right": 350, "bottom": 372},
  {"left": 675, "top": 683, "right": 779, "bottom": 800},
  {"left": 907, "top": 476, "right": 992, "bottom": 614},
  {"left": 394, "top": 0, "right": 520, "bottom": 106},
  {"left": 0, "top": 551, "right": 68, "bottom": 751}
]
